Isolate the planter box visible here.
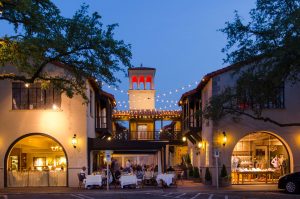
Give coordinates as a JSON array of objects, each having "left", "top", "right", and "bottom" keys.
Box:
[
  {"left": 204, "top": 180, "right": 212, "bottom": 185},
  {"left": 193, "top": 178, "right": 202, "bottom": 183},
  {"left": 219, "top": 177, "right": 231, "bottom": 187}
]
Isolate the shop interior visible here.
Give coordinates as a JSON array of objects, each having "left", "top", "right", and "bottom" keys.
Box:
[
  {"left": 7, "top": 135, "right": 67, "bottom": 187},
  {"left": 231, "top": 132, "right": 289, "bottom": 184}
]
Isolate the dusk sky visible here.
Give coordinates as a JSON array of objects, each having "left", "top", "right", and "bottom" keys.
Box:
[{"left": 1, "top": 0, "right": 256, "bottom": 110}]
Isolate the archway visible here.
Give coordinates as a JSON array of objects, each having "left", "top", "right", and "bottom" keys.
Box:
[
  {"left": 231, "top": 131, "right": 291, "bottom": 185},
  {"left": 5, "top": 133, "right": 68, "bottom": 187}
]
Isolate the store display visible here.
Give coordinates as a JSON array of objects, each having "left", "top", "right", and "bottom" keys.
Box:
[{"left": 231, "top": 132, "right": 290, "bottom": 184}]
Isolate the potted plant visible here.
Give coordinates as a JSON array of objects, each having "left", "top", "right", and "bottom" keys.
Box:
[
  {"left": 220, "top": 164, "right": 231, "bottom": 187},
  {"left": 204, "top": 167, "right": 212, "bottom": 185},
  {"left": 188, "top": 164, "right": 194, "bottom": 179},
  {"left": 193, "top": 167, "right": 201, "bottom": 182}
]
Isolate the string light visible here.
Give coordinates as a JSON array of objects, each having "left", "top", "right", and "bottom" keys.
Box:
[{"left": 101, "top": 80, "right": 199, "bottom": 111}]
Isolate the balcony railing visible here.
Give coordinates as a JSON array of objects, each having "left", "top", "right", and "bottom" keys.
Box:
[
  {"left": 96, "top": 116, "right": 107, "bottom": 129},
  {"left": 112, "top": 130, "right": 183, "bottom": 141}
]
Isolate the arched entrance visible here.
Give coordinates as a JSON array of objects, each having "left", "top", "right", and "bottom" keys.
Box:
[
  {"left": 5, "top": 133, "right": 68, "bottom": 187},
  {"left": 231, "top": 131, "right": 291, "bottom": 185}
]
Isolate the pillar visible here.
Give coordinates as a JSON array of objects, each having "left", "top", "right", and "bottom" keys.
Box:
[{"left": 158, "top": 151, "right": 162, "bottom": 173}]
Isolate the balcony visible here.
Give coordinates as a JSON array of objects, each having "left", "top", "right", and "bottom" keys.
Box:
[
  {"left": 182, "top": 116, "right": 201, "bottom": 133},
  {"left": 112, "top": 130, "right": 183, "bottom": 142}
]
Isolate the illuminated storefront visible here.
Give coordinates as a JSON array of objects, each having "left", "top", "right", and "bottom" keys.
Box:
[
  {"left": 6, "top": 135, "right": 67, "bottom": 187},
  {"left": 231, "top": 132, "right": 290, "bottom": 184}
]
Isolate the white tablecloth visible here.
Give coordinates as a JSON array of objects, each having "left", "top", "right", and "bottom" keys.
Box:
[
  {"left": 84, "top": 175, "right": 102, "bottom": 188},
  {"left": 119, "top": 175, "right": 137, "bottom": 188},
  {"left": 156, "top": 173, "right": 175, "bottom": 186}
]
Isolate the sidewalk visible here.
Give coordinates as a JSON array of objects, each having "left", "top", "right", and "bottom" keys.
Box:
[{"left": 0, "top": 180, "right": 279, "bottom": 194}]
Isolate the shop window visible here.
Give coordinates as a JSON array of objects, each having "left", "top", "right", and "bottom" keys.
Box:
[
  {"left": 12, "top": 82, "right": 61, "bottom": 110},
  {"left": 231, "top": 132, "right": 290, "bottom": 185},
  {"left": 7, "top": 135, "right": 67, "bottom": 187}
]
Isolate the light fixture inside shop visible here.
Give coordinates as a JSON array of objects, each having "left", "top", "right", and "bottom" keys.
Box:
[
  {"left": 222, "top": 131, "right": 227, "bottom": 146},
  {"left": 107, "top": 136, "right": 111, "bottom": 141},
  {"left": 25, "top": 83, "right": 30, "bottom": 88},
  {"left": 51, "top": 146, "right": 62, "bottom": 151},
  {"left": 52, "top": 104, "right": 58, "bottom": 110},
  {"left": 72, "top": 134, "right": 77, "bottom": 148},
  {"left": 182, "top": 136, "right": 187, "bottom": 142}
]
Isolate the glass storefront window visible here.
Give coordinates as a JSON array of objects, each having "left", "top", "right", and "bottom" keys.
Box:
[
  {"left": 7, "top": 135, "right": 67, "bottom": 187},
  {"left": 231, "top": 132, "right": 290, "bottom": 184}
]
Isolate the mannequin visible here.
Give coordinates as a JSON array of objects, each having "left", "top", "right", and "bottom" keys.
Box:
[
  {"left": 279, "top": 154, "right": 287, "bottom": 175},
  {"left": 232, "top": 155, "right": 240, "bottom": 170},
  {"left": 271, "top": 155, "right": 279, "bottom": 169}
]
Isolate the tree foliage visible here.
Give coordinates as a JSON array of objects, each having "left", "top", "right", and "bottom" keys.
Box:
[
  {"left": 203, "top": 0, "right": 300, "bottom": 127},
  {"left": 0, "top": 0, "right": 131, "bottom": 99}
]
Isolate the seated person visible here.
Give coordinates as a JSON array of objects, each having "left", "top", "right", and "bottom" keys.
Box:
[
  {"left": 115, "top": 170, "right": 121, "bottom": 180},
  {"left": 167, "top": 166, "right": 175, "bottom": 172}
]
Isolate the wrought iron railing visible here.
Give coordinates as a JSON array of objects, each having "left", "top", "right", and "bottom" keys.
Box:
[{"left": 111, "top": 130, "right": 183, "bottom": 141}]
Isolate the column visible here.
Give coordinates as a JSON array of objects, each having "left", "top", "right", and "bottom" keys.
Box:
[
  {"left": 158, "top": 151, "right": 162, "bottom": 173},
  {"left": 166, "top": 145, "right": 169, "bottom": 168}
]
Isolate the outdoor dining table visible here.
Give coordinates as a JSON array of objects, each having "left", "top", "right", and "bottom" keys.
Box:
[
  {"left": 156, "top": 173, "right": 175, "bottom": 187},
  {"left": 84, "top": 174, "right": 102, "bottom": 188},
  {"left": 119, "top": 174, "right": 138, "bottom": 188}
]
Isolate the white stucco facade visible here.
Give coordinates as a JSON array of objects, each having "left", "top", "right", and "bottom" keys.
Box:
[
  {"left": 197, "top": 66, "right": 300, "bottom": 185},
  {"left": 0, "top": 63, "right": 99, "bottom": 188}
]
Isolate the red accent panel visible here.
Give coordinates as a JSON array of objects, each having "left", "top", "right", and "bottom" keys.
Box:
[{"left": 132, "top": 76, "right": 138, "bottom": 82}]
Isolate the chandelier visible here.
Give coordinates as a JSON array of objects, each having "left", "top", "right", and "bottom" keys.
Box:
[{"left": 51, "top": 146, "right": 62, "bottom": 152}]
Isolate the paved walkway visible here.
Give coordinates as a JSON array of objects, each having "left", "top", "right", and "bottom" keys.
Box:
[{"left": 0, "top": 181, "right": 279, "bottom": 194}]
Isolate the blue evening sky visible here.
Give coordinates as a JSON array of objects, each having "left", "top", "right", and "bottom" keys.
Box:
[{"left": 1, "top": 0, "right": 256, "bottom": 110}]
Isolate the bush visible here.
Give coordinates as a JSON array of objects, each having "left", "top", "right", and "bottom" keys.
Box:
[
  {"left": 188, "top": 164, "right": 193, "bottom": 177},
  {"left": 193, "top": 167, "right": 200, "bottom": 178},
  {"left": 220, "top": 164, "right": 228, "bottom": 178},
  {"left": 205, "top": 167, "right": 212, "bottom": 182}
]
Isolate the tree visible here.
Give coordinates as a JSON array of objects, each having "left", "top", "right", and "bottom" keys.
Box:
[
  {"left": 203, "top": 0, "right": 300, "bottom": 127},
  {"left": 0, "top": 0, "right": 131, "bottom": 99}
]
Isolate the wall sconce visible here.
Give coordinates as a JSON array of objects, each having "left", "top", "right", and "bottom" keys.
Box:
[
  {"left": 72, "top": 134, "right": 78, "bottom": 148},
  {"left": 182, "top": 136, "right": 187, "bottom": 142},
  {"left": 222, "top": 131, "right": 227, "bottom": 146},
  {"left": 197, "top": 141, "right": 203, "bottom": 149}
]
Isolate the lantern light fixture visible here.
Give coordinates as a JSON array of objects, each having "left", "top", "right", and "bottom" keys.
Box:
[
  {"left": 222, "top": 131, "right": 227, "bottom": 146},
  {"left": 72, "top": 134, "right": 77, "bottom": 148},
  {"left": 198, "top": 141, "right": 203, "bottom": 149}
]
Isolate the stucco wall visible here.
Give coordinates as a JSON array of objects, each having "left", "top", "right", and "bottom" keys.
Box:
[
  {"left": 199, "top": 68, "right": 300, "bottom": 185},
  {"left": 0, "top": 66, "right": 91, "bottom": 187}
]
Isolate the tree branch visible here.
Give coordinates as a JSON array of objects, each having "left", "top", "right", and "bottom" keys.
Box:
[{"left": 223, "top": 107, "right": 300, "bottom": 127}]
